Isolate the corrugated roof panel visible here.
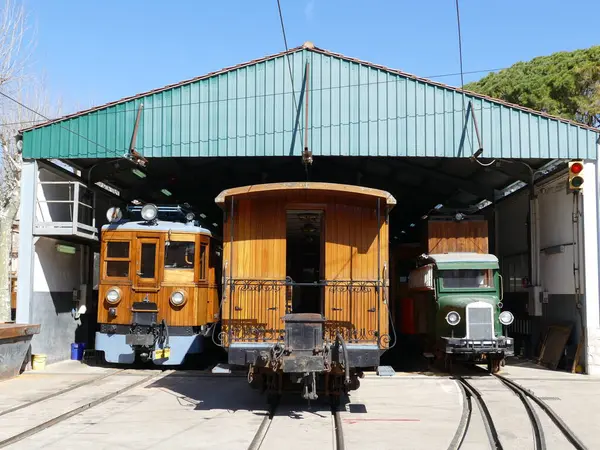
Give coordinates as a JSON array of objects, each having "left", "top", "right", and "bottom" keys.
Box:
[{"left": 22, "top": 46, "right": 599, "bottom": 160}]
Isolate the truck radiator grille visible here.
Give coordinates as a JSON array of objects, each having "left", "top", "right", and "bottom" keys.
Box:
[{"left": 467, "top": 304, "right": 493, "bottom": 340}]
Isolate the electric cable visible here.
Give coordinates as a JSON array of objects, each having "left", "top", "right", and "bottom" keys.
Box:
[
  {"left": 0, "top": 89, "right": 123, "bottom": 158},
  {"left": 275, "top": 0, "right": 304, "bottom": 149}
]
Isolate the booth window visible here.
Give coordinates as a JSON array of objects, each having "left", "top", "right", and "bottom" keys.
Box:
[{"left": 105, "top": 241, "right": 130, "bottom": 278}]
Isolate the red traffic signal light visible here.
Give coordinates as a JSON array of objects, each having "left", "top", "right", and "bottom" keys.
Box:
[
  {"left": 568, "top": 160, "right": 584, "bottom": 191},
  {"left": 571, "top": 162, "right": 583, "bottom": 174}
]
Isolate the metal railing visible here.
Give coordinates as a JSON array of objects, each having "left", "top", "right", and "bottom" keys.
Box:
[
  {"left": 222, "top": 277, "right": 383, "bottom": 346},
  {"left": 34, "top": 180, "right": 98, "bottom": 241}
]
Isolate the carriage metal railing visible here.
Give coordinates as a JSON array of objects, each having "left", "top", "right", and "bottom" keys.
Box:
[{"left": 223, "top": 277, "right": 387, "bottom": 347}]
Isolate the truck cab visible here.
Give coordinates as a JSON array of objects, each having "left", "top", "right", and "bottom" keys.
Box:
[{"left": 409, "top": 252, "right": 515, "bottom": 373}]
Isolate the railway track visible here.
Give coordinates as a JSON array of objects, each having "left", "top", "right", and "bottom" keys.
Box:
[
  {"left": 247, "top": 398, "right": 345, "bottom": 450},
  {"left": 0, "top": 369, "right": 172, "bottom": 448},
  {"left": 447, "top": 371, "right": 587, "bottom": 450}
]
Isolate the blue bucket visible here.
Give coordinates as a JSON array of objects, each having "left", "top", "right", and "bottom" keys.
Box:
[{"left": 71, "top": 343, "right": 86, "bottom": 361}]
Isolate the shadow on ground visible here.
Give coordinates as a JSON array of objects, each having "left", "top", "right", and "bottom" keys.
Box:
[{"left": 140, "top": 371, "right": 369, "bottom": 419}]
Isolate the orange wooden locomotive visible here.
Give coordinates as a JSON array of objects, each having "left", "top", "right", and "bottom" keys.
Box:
[
  {"left": 95, "top": 204, "right": 220, "bottom": 365},
  {"left": 215, "top": 182, "right": 395, "bottom": 400}
]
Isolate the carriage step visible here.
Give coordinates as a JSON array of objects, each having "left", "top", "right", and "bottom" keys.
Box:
[
  {"left": 376, "top": 366, "right": 395, "bottom": 377},
  {"left": 211, "top": 363, "right": 232, "bottom": 374},
  {"left": 423, "top": 352, "right": 435, "bottom": 359}
]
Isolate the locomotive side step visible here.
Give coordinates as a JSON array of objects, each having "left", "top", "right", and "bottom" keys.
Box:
[
  {"left": 211, "top": 363, "right": 233, "bottom": 374},
  {"left": 377, "top": 366, "right": 395, "bottom": 377}
]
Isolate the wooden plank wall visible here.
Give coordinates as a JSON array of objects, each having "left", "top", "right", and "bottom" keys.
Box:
[
  {"left": 324, "top": 201, "right": 389, "bottom": 346},
  {"left": 222, "top": 196, "right": 287, "bottom": 343},
  {"left": 427, "top": 220, "right": 489, "bottom": 254}
]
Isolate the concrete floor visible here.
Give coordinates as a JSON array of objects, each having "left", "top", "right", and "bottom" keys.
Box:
[{"left": 0, "top": 359, "right": 598, "bottom": 449}]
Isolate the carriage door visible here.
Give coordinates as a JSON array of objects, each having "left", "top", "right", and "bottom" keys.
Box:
[
  {"left": 286, "top": 210, "right": 324, "bottom": 315},
  {"left": 134, "top": 236, "right": 160, "bottom": 289}
]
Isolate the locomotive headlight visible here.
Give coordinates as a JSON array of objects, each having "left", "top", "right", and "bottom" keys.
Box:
[
  {"left": 170, "top": 290, "right": 187, "bottom": 307},
  {"left": 445, "top": 311, "right": 461, "bottom": 326},
  {"left": 105, "top": 287, "right": 122, "bottom": 304},
  {"left": 141, "top": 203, "right": 158, "bottom": 221},
  {"left": 499, "top": 311, "right": 514, "bottom": 326},
  {"left": 106, "top": 206, "right": 123, "bottom": 223}
]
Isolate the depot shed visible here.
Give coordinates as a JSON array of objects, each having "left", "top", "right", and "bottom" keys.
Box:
[{"left": 14, "top": 42, "right": 600, "bottom": 373}]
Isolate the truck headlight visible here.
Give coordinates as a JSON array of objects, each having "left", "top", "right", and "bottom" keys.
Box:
[
  {"left": 445, "top": 311, "right": 461, "bottom": 326},
  {"left": 106, "top": 287, "right": 122, "bottom": 304},
  {"left": 499, "top": 311, "right": 514, "bottom": 326},
  {"left": 170, "top": 290, "right": 187, "bottom": 307}
]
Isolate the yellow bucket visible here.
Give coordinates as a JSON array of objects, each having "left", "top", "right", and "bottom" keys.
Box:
[{"left": 31, "top": 354, "right": 47, "bottom": 371}]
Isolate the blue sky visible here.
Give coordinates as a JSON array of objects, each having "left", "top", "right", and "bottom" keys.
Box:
[{"left": 25, "top": 0, "right": 599, "bottom": 116}]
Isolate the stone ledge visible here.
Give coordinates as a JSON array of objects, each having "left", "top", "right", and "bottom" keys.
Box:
[{"left": 0, "top": 323, "right": 41, "bottom": 381}]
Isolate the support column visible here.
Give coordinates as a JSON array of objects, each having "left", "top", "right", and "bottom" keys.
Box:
[
  {"left": 583, "top": 160, "right": 600, "bottom": 375},
  {"left": 16, "top": 160, "right": 37, "bottom": 324}
]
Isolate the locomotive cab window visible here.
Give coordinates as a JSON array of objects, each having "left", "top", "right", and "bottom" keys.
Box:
[
  {"left": 104, "top": 241, "right": 130, "bottom": 278},
  {"left": 439, "top": 269, "right": 494, "bottom": 289},
  {"left": 165, "top": 242, "right": 195, "bottom": 270}
]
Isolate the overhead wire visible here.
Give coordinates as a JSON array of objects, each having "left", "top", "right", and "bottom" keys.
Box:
[
  {"left": 0, "top": 89, "right": 123, "bottom": 158},
  {"left": 454, "top": 0, "right": 492, "bottom": 168},
  {"left": 0, "top": 119, "right": 46, "bottom": 127},
  {"left": 275, "top": 0, "right": 304, "bottom": 150}
]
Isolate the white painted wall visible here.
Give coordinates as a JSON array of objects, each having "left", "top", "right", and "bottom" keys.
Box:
[
  {"left": 32, "top": 238, "right": 82, "bottom": 293},
  {"left": 536, "top": 175, "right": 585, "bottom": 296},
  {"left": 497, "top": 173, "right": 584, "bottom": 296},
  {"left": 582, "top": 160, "right": 600, "bottom": 376}
]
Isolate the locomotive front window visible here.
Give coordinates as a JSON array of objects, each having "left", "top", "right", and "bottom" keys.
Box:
[
  {"left": 164, "top": 242, "right": 195, "bottom": 270},
  {"left": 107, "top": 242, "right": 129, "bottom": 258},
  {"left": 104, "top": 241, "right": 130, "bottom": 278},
  {"left": 440, "top": 269, "right": 494, "bottom": 289}
]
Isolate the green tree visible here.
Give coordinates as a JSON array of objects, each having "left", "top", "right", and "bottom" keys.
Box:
[{"left": 465, "top": 46, "right": 600, "bottom": 128}]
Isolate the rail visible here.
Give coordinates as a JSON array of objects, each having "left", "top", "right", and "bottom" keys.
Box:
[
  {"left": 34, "top": 180, "right": 98, "bottom": 241},
  {"left": 448, "top": 366, "right": 588, "bottom": 450}
]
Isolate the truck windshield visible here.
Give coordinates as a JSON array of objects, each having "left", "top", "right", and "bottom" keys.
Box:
[{"left": 439, "top": 269, "right": 494, "bottom": 289}]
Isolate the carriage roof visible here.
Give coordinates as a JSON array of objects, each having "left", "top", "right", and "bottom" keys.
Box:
[
  {"left": 101, "top": 220, "right": 212, "bottom": 235},
  {"left": 214, "top": 182, "right": 396, "bottom": 208}
]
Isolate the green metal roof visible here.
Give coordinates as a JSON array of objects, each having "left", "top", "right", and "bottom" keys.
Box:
[{"left": 21, "top": 43, "right": 599, "bottom": 160}]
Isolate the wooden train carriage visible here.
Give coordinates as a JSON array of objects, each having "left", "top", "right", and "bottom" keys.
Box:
[
  {"left": 215, "top": 182, "right": 395, "bottom": 399},
  {"left": 95, "top": 204, "right": 220, "bottom": 366}
]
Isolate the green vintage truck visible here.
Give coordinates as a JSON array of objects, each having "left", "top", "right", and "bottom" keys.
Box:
[{"left": 408, "top": 252, "right": 515, "bottom": 373}]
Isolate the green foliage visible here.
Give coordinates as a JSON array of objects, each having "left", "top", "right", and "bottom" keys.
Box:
[{"left": 465, "top": 46, "right": 600, "bottom": 127}]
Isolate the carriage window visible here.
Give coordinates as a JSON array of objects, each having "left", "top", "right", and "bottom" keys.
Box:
[
  {"left": 139, "top": 243, "right": 157, "bottom": 279},
  {"left": 104, "top": 241, "right": 130, "bottom": 278},
  {"left": 164, "top": 242, "right": 195, "bottom": 270},
  {"left": 199, "top": 244, "right": 207, "bottom": 280},
  {"left": 440, "top": 269, "right": 494, "bottom": 289}
]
